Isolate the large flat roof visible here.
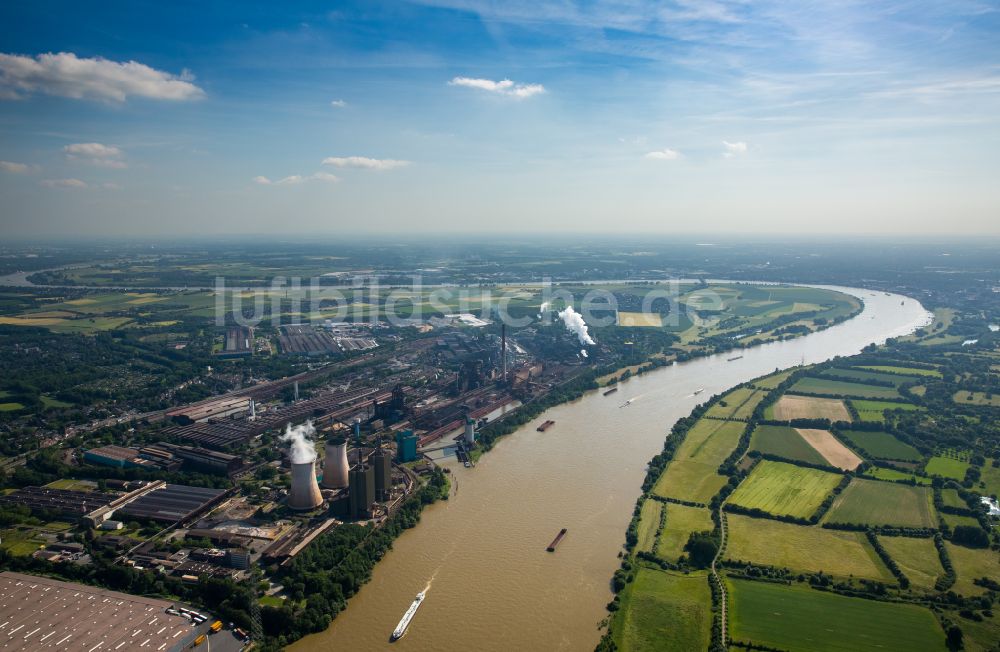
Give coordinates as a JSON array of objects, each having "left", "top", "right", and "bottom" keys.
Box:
[{"left": 0, "top": 572, "right": 203, "bottom": 651}]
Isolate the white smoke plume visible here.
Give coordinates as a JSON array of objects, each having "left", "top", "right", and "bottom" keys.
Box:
[
  {"left": 581, "top": 349, "right": 588, "bottom": 358},
  {"left": 558, "top": 306, "right": 595, "bottom": 346},
  {"left": 282, "top": 420, "right": 317, "bottom": 464}
]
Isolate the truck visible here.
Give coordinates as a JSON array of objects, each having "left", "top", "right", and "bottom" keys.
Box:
[{"left": 210, "top": 621, "right": 223, "bottom": 633}]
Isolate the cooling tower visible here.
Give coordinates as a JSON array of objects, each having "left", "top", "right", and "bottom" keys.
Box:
[
  {"left": 288, "top": 460, "right": 323, "bottom": 510},
  {"left": 322, "top": 439, "right": 350, "bottom": 490}
]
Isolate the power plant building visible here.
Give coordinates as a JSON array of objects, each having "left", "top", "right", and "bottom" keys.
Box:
[
  {"left": 371, "top": 448, "right": 392, "bottom": 501},
  {"left": 288, "top": 459, "right": 324, "bottom": 511},
  {"left": 396, "top": 429, "right": 418, "bottom": 463},
  {"left": 321, "top": 438, "right": 350, "bottom": 490},
  {"left": 348, "top": 463, "right": 375, "bottom": 520}
]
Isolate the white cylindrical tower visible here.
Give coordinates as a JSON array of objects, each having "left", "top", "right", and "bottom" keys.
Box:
[
  {"left": 464, "top": 417, "right": 475, "bottom": 445},
  {"left": 288, "top": 460, "right": 323, "bottom": 510},
  {"left": 322, "top": 439, "right": 350, "bottom": 489}
]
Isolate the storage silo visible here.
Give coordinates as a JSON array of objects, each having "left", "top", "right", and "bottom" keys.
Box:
[
  {"left": 464, "top": 416, "right": 475, "bottom": 446},
  {"left": 321, "top": 438, "right": 349, "bottom": 490},
  {"left": 288, "top": 459, "right": 323, "bottom": 510}
]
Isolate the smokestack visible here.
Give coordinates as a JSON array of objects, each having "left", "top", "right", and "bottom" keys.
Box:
[
  {"left": 288, "top": 459, "right": 323, "bottom": 510},
  {"left": 322, "top": 438, "right": 349, "bottom": 489},
  {"left": 248, "top": 398, "right": 256, "bottom": 421},
  {"left": 464, "top": 415, "right": 475, "bottom": 446},
  {"left": 294, "top": 381, "right": 299, "bottom": 402},
  {"left": 353, "top": 419, "right": 361, "bottom": 444}
]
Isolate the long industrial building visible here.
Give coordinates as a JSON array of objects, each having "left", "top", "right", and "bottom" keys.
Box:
[{"left": 117, "top": 484, "right": 229, "bottom": 524}]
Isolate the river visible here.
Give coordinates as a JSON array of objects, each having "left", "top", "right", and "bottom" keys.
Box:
[{"left": 290, "top": 287, "right": 930, "bottom": 652}]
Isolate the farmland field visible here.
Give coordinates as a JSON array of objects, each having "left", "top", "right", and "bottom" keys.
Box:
[
  {"left": 862, "top": 465, "right": 932, "bottom": 484},
  {"left": 941, "top": 512, "right": 982, "bottom": 530},
  {"left": 636, "top": 500, "right": 662, "bottom": 553},
  {"left": 851, "top": 399, "right": 924, "bottom": 423},
  {"left": 652, "top": 460, "right": 728, "bottom": 505},
  {"left": 819, "top": 367, "right": 912, "bottom": 386},
  {"left": 941, "top": 488, "right": 967, "bottom": 510},
  {"left": 925, "top": 455, "right": 970, "bottom": 480},
  {"left": 796, "top": 429, "right": 862, "bottom": 470},
  {"left": 837, "top": 429, "right": 922, "bottom": 462},
  {"left": 824, "top": 478, "right": 936, "bottom": 528},
  {"left": 748, "top": 425, "right": 828, "bottom": 466},
  {"left": 727, "top": 578, "right": 946, "bottom": 652},
  {"left": 878, "top": 536, "right": 943, "bottom": 591},
  {"left": 654, "top": 503, "right": 714, "bottom": 562},
  {"left": 613, "top": 568, "right": 711, "bottom": 652},
  {"left": 753, "top": 369, "right": 794, "bottom": 390},
  {"left": 945, "top": 543, "right": 999, "bottom": 596},
  {"left": 952, "top": 391, "right": 1000, "bottom": 407},
  {"left": 858, "top": 365, "right": 942, "bottom": 378},
  {"left": 980, "top": 459, "right": 1000, "bottom": 496},
  {"left": 725, "top": 514, "right": 892, "bottom": 581},
  {"left": 704, "top": 387, "right": 765, "bottom": 420},
  {"left": 673, "top": 419, "right": 746, "bottom": 467},
  {"left": 789, "top": 376, "right": 902, "bottom": 399},
  {"left": 727, "top": 460, "right": 842, "bottom": 519},
  {"left": 617, "top": 311, "right": 662, "bottom": 327},
  {"left": 767, "top": 394, "right": 852, "bottom": 421}
]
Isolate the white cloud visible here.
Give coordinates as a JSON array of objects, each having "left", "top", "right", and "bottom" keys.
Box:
[
  {"left": 101, "top": 182, "right": 122, "bottom": 190},
  {"left": 64, "top": 142, "right": 127, "bottom": 168},
  {"left": 322, "top": 156, "right": 410, "bottom": 170},
  {"left": 0, "top": 52, "right": 205, "bottom": 102},
  {"left": 40, "top": 178, "right": 86, "bottom": 188},
  {"left": 722, "top": 140, "right": 748, "bottom": 157},
  {"left": 254, "top": 172, "right": 340, "bottom": 186},
  {"left": 644, "top": 148, "right": 681, "bottom": 161},
  {"left": 330, "top": 99, "right": 347, "bottom": 108},
  {"left": 448, "top": 76, "right": 545, "bottom": 98},
  {"left": 0, "top": 160, "right": 34, "bottom": 173}
]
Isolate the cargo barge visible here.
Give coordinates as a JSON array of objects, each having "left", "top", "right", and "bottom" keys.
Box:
[
  {"left": 546, "top": 528, "right": 568, "bottom": 552},
  {"left": 603, "top": 387, "right": 618, "bottom": 396},
  {"left": 537, "top": 420, "right": 555, "bottom": 432},
  {"left": 727, "top": 355, "right": 743, "bottom": 361}
]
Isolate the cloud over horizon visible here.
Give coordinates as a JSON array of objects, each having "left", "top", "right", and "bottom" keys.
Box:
[
  {"left": 722, "top": 141, "right": 748, "bottom": 158},
  {"left": 645, "top": 148, "right": 681, "bottom": 161},
  {"left": 0, "top": 161, "right": 34, "bottom": 173},
  {"left": 448, "top": 76, "right": 545, "bottom": 98},
  {"left": 65, "top": 142, "right": 126, "bottom": 168},
  {"left": 322, "top": 156, "right": 410, "bottom": 170},
  {"left": 39, "top": 178, "right": 86, "bottom": 188},
  {"left": 253, "top": 172, "right": 340, "bottom": 186},
  {"left": 0, "top": 52, "right": 204, "bottom": 102}
]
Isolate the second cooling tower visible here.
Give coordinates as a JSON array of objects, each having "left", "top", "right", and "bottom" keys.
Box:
[
  {"left": 322, "top": 438, "right": 350, "bottom": 489},
  {"left": 288, "top": 460, "right": 324, "bottom": 510}
]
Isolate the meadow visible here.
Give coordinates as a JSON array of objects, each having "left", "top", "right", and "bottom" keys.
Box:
[
  {"left": 752, "top": 369, "right": 795, "bottom": 390},
  {"left": 945, "top": 543, "right": 999, "bottom": 596},
  {"left": 654, "top": 503, "right": 714, "bottom": 561},
  {"left": 819, "top": 367, "right": 913, "bottom": 386},
  {"left": 725, "top": 514, "right": 892, "bottom": 581},
  {"left": 925, "top": 455, "right": 970, "bottom": 480},
  {"left": 727, "top": 460, "right": 842, "bottom": 519},
  {"left": 727, "top": 578, "right": 946, "bottom": 652},
  {"left": 837, "top": 429, "right": 922, "bottom": 462},
  {"left": 878, "top": 535, "right": 943, "bottom": 591},
  {"left": 789, "top": 376, "right": 902, "bottom": 399},
  {"left": 635, "top": 500, "right": 662, "bottom": 553},
  {"left": 823, "top": 478, "right": 936, "bottom": 528},
  {"left": 851, "top": 399, "right": 924, "bottom": 423},
  {"left": 857, "top": 365, "right": 942, "bottom": 378},
  {"left": 703, "top": 387, "right": 765, "bottom": 420},
  {"left": 613, "top": 568, "right": 712, "bottom": 652},
  {"left": 748, "top": 425, "right": 829, "bottom": 466},
  {"left": 862, "top": 466, "right": 932, "bottom": 485},
  {"left": 651, "top": 460, "right": 728, "bottom": 505},
  {"left": 673, "top": 419, "right": 747, "bottom": 467},
  {"left": 952, "top": 391, "right": 1000, "bottom": 407}
]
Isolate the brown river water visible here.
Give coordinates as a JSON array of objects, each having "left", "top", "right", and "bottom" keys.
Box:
[{"left": 291, "top": 287, "right": 930, "bottom": 652}]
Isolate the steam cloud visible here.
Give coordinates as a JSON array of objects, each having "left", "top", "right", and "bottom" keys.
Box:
[
  {"left": 557, "top": 306, "right": 595, "bottom": 346},
  {"left": 282, "top": 420, "right": 317, "bottom": 464}
]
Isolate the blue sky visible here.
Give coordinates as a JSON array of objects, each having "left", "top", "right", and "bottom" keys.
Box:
[{"left": 1, "top": 0, "right": 1000, "bottom": 237}]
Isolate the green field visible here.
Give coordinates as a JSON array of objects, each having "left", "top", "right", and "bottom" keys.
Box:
[
  {"left": 820, "top": 367, "right": 912, "bottom": 386},
  {"left": 654, "top": 503, "right": 714, "bottom": 562},
  {"left": 824, "top": 478, "right": 936, "bottom": 528},
  {"left": 753, "top": 369, "right": 795, "bottom": 390},
  {"left": 728, "top": 460, "right": 842, "bottom": 519},
  {"left": 862, "top": 465, "right": 932, "bottom": 485},
  {"left": 941, "top": 488, "right": 967, "bottom": 510},
  {"left": 878, "top": 535, "right": 943, "bottom": 591},
  {"left": 837, "top": 429, "right": 921, "bottom": 462},
  {"left": 651, "top": 460, "right": 727, "bottom": 505},
  {"left": 636, "top": 500, "right": 662, "bottom": 553},
  {"left": 673, "top": 419, "right": 747, "bottom": 466},
  {"left": 727, "top": 578, "right": 946, "bottom": 652},
  {"left": 858, "top": 365, "right": 942, "bottom": 378},
  {"left": 979, "top": 459, "right": 1000, "bottom": 497},
  {"left": 952, "top": 391, "right": 1000, "bottom": 407},
  {"left": 790, "top": 376, "right": 902, "bottom": 399},
  {"left": 725, "top": 514, "right": 892, "bottom": 581},
  {"left": 946, "top": 542, "right": 999, "bottom": 596},
  {"left": 613, "top": 568, "right": 711, "bottom": 652},
  {"left": 925, "top": 455, "right": 970, "bottom": 480},
  {"left": 748, "top": 425, "right": 829, "bottom": 466},
  {"left": 703, "top": 387, "right": 765, "bottom": 420},
  {"left": 0, "top": 402, "right": 25, "bottom": 412},
  {"left": 851, "top": 399, "right": 925, "bottom": 423},
  {"left": 941, "top": 512, "right": 982, "bottom": 530}
]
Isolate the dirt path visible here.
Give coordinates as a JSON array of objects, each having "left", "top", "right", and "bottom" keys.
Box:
[{"left": 710, "top": 506, "right": 729, "bottom": 647}]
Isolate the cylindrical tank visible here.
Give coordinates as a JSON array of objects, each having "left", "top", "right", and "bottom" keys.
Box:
[
  {"left": 288, "top": 460, "right": 323, "bottom": 510},
  {"left": 321, "top": 439, "right": 349, "bottom": 489},
  {"left": 464, "top": 417, "right": 475, "bottom": 445}
]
